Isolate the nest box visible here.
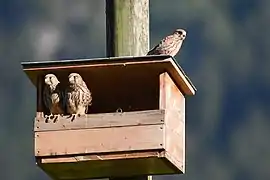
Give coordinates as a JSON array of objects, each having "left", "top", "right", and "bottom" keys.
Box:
[{"left": 22, "top": 55, "right": 196, "bottom": 180}]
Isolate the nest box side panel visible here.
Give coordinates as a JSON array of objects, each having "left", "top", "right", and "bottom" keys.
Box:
[{"left": 159, "top": 72, "right": 185, "bottom": 173}]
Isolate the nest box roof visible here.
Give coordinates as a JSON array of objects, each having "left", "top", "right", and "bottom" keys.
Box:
[{"left": 21, "top": 55, "right": 196, "bottom": 95}]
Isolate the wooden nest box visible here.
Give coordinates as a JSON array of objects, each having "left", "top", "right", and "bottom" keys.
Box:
[{"left": 22, "top": 55, "right": 196, "bottom": 180}]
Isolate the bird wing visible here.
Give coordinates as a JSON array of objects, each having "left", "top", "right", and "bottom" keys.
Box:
[
  {"left": 160, "top": 35, "right": 175, "bottom": 49},
  {"left": 79, "top": 83, "right": 92, "bottom": 106},
  {"left": 147, "top": 34, "right": 175, "bottom": 55},
  {"left": 147, "top": 44, "right": 160, "bottom": 55}
]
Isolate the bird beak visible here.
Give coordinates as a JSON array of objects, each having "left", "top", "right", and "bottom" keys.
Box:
[{"left": 69, "top": 76, "right": 75, "bottom": 84}]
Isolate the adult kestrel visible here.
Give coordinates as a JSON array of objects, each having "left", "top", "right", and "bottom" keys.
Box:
[
  {"left": 65, "top": 73, "right": 92, "bottom": 121},
  {"left": 43, "top": 74, "right": 64, "bottom": 122},
  {"left": 147, "top": 29, "right": 187, "bottom": 57}
]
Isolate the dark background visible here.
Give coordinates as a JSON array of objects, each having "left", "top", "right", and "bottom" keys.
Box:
[{"left": 1, "top": 0, "right": 269, "bottom": 180}]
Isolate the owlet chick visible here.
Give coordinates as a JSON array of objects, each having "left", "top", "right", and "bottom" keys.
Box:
[
  {"left": 147, "top": 29, "right": 187, "bottom": 57},
  {"left": 43, "top": 74, "right": 64, "bottom": 122},
  {"left": 66, "top": 73, "right": 92, "bottom": 121}
]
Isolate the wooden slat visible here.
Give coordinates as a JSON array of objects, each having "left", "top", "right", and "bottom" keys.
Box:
[
  {"left": 35, "top": 110, "right": 165, "bottom": 132},
  {"left": 24, "top": 59, "right": 167, "bottom": 72},
  {"left": 22, "top": 55, "right": 171, "bottom": 69},
  {"left": 35, "top": 124, "right": 164, "bottom": 157},
  {"left": 38, "top": 150, "right": 165, "bottom": 164}
]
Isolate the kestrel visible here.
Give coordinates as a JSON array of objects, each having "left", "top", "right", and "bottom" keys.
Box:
[
  {"left": 65, "top": 73, "right": 92, "bottom": 121},
  {"left": 147, "top": 29, "right": 187, "bottom": 57},
  {"left": 43, "top": 74, "right": 64, "bottom": 123}
]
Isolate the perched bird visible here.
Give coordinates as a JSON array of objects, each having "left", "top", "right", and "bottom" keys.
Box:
[
  {"left": 43, "top": 74, "right": 64, "bottom": 122},
  {"left": 147, "top": 29, "right": 187, "bottom": 57},
  {"left": 66, "top": 73, "right": 92, "bottom": 121}
]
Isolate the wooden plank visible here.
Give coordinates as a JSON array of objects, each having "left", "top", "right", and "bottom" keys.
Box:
[
  {"left": 38, "top": 155, "right": 179, "bottom": 180},
  {"left": 24, "top": 59, "right": 167, "bottom": 72},
  {"left": 21, "top": 55, "right": 171, "bottom": 69},
  {"left": 38, "top": 150, "right": 165, "bottom": 163},
  {"left": 35, "top": 110, "right": 165, "bottom": 132},
  {"left": 35, "top": 124, "right": 164, "bottom": 157}
]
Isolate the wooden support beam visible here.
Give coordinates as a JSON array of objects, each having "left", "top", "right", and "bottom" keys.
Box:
[
  {"left": 106, "top": 0, "right": 149, "bottom": 57},
  {"left": 106, "top": 0, "right": 150, "bottom": 180}
]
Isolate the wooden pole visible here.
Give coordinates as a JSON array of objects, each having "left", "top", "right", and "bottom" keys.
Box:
[
  {"left": 106, "top": 0, "right": 149, "bottom": 57},
  {"left": 106, "top": 0, "right": 150, "bottom": 180}
]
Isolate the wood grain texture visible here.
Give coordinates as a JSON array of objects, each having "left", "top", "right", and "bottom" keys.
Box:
[
  {"left": 35, "top": 124, "right": 164, "bottom": 157},
  {"left": 160, "top": 72, "right": 185, "bottom": 172},
  {"left": 35, "top": 110, "right": 165, "bottom": 132},
  {"left": 106, "top": 0, "right": 149, "bottom": 57}
]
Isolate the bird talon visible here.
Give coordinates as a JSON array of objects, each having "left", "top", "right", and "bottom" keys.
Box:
[
  {"left": 45, "top": 114, "right": 53, "bottom": 123},
  {"left": 53, "top": 115, "right": 59, "bottom": 123},
  {"left": 44, "top": 115, "right": 49, "bottom": 123},
  {"left": 71, "top": 114, "right": 77, "bottom": 122},
  {"left": 71, "top": 114, "right": 75, "bottom": 122}
]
